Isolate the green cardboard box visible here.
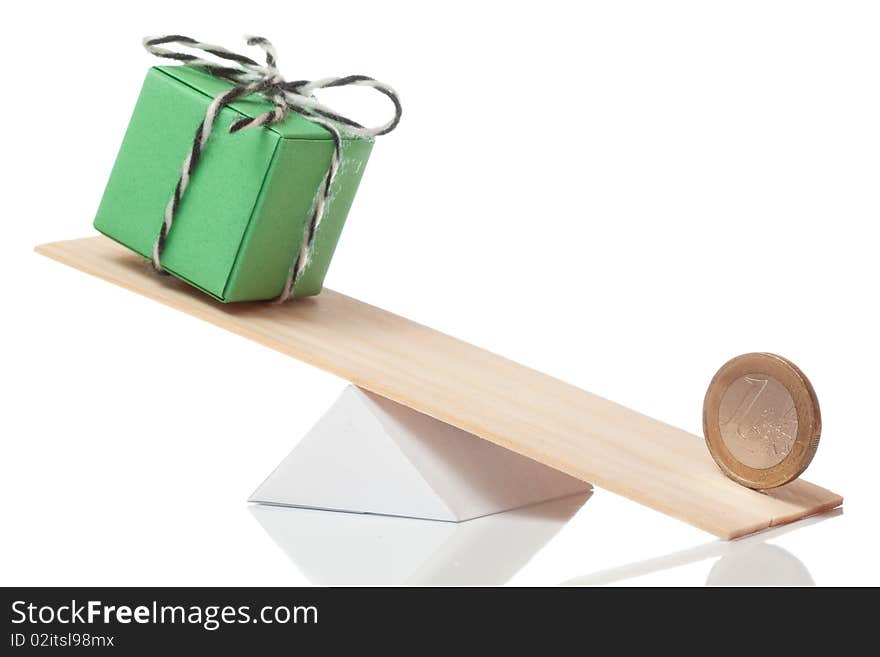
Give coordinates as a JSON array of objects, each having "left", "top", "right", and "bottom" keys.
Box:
[{"left": 94, "top": 66, "right": 373, "bottom": 301}]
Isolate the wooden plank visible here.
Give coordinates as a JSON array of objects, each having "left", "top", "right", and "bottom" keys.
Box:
[{"left": 36, "top": 236, "right": 842, "bottom": 539}]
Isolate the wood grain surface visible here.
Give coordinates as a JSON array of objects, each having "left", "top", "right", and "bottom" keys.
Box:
[{"left": 36, "top": 236, "right": 843, "bottom": 538}]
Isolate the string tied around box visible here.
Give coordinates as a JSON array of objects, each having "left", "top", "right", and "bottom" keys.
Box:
[{"left": 143, "top": 34, "right": 402, "bottom": 303}]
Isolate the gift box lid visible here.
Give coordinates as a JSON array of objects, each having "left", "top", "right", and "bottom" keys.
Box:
[{"left": 156, "top": 65, "right": 349, "bottom": 141}]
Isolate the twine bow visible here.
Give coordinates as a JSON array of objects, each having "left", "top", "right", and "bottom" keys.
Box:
[{"left": 143, "top": 35, "right": 402, "bottom": 302}]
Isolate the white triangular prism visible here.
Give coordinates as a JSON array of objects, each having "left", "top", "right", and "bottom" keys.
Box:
[{"left": 250, "top": 386, "right": 590, "bottom": 521}]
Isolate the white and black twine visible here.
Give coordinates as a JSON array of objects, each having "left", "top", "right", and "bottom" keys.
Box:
[{"left": 143, "top": 35, "right": 402, "bottom": 302}]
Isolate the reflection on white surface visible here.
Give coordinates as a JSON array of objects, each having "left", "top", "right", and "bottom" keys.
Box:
[
  {"left": 562, "top": 509, "right": 841, "bottom": 586},
  {"left": 705, "top": 543, "right": 814, "bottom": 586},
  {"left": 250, "top": 492, "right": 592, "bottom": 585}
]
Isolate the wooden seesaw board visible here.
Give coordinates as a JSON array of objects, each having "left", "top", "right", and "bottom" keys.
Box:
[{"left": 36, "top": 236, "right": 843, "bottom": 539}]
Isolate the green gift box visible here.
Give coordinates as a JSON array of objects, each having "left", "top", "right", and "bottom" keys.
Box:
[{"left": 93, "top": 65, "right": 374, "bottom": 302}]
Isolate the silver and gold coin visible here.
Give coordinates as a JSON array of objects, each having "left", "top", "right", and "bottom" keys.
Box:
[{"left": 703, "top": 353, "right": 821, "bottom": 489}]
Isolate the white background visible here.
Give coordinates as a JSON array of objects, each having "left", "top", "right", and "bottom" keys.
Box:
[{"left": 2, "top": 1, "right": 877, "bottom": 585}]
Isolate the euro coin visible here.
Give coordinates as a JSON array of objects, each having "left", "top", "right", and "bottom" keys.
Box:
[{"left": 703, "top": 353, "right": 821, "bottom": 489}]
